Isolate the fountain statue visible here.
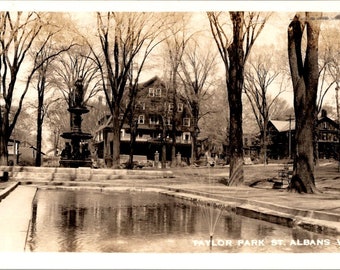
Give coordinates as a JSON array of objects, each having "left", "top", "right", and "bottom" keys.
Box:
[{"left": 60, "top": 77, "right": 93, "bottom": 168}]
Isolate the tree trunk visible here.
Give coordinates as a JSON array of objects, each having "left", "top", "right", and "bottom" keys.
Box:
[
  {"left": 161, "top": 122, "right": 167, "bottom": 169},
  {"left": 0, "top": 105, "right": 9, "bottom": 166},
  {"left": 226, "top": 12, "right": 245, "bottom": 186},
  {"left": 171, "top": 77, "right": 177, "bottom": 168},
  {"left": 111, "top": 107, "right": 121, "bottom": 168},
  {"left": 192, "top": 101, "right": 199, "bottom": 161},
  {"left": 35, "top": 113, "right": 42, "bottom": 167},
  {"left": 127, "top": 120, "right": 137, "bottom": 170},
  {"left": 35, "top": 86, "right": 44, "bottom": 167},
  {"left": 288, "top": 12, "right": 321, "bottom": 193},
  {"left": 0, "top": 134, "right": 8, "bottom": 166},
  {"left": 262, "top": 118, "right": 268, "bottom": 165}
]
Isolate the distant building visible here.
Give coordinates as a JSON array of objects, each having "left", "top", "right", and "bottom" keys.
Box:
[
  {"left": 317, "top": 110, "right": 339, "bottom": 159},
  {"left": 267, "top": 119, "right": 296, "bottom": 159},
  {"left": 93, "top": 76, "right": 194, "bottom": 166},
  {"left": 19, "top": 141, "right": 45, "bottom": 166},
  {"left": 267, "top": 110, "right": 339, "bottom": 160},
  {"left": 7, "top": 138, "right": 20, "bottom": 165}
]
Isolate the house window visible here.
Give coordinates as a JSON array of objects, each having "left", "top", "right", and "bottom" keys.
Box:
[
  {"left": 138, "top": 115, "right": 145, "bottom": 124},
  {"left": 155, "top": 88, "right": 162, "bottom": 97},
  {"left": 324, "top": 122, "right": 328, "bottom": 129},
  {"left": 149, "top": 115, "right": 159, "bottom": 125},
  {"left": 148, "top": 88, "right": 155, "bottom": 97},
  {"left": 178, "top": 103, "right": 183, "bottom": 112},
  {"left": 165, "top": 117, "right": 172, "bottom": 126},
  {"left": 183, "top": 118, "right": 190, "bottom": 127},
  {"left": 168, "top": 103, "right": 174, "bottom": 112},
  {"left": 121, "top": 129, "right": 125, "bottom": 138},
  {"left": 322, "top": 133, "right": 327, "bottom": 140},
  {"left": 183, "top": 132, "right": 191, "bottom": 142}
]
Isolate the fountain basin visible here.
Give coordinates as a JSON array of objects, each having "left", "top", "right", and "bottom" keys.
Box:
[
  {"left": 60, "top": 132, "right": 93, "bottom": 140},
  {"left": 25, "top": 188, "right": 339, "bottom": 253}
]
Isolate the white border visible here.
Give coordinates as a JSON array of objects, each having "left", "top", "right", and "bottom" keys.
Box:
[
  {"left": 0, "top": 1, "right": 340, "bottom": 12},
  {"left": 0, "top": 1, "right": 340, "bottom": 269}
]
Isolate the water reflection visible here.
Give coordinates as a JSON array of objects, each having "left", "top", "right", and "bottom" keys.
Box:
[{"left": 27, "top": 189, "right": 340, "bottom": 253}]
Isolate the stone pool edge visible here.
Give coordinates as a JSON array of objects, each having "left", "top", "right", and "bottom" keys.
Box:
[
  {"left": 160, "top": 188, "right": 340, "bottom": 236},
  {"left": 18, "top": 182, "right": 340, "bottom": 237}
]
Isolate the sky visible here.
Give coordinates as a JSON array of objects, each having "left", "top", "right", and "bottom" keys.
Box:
[
  {"left": 2, "top": 1, "right": 339, "bottom": 103},
  {"left": 1, "top": 1, "right": 340, "bottom": 150}
]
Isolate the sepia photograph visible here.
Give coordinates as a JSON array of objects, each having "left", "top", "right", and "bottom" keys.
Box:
[{"left": 0, "top": 1, "right": 340, "bottom": 269}]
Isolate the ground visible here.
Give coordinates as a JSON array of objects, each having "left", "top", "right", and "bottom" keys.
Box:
[{"left": 168, "top": 159, "right": 340, "bottom": 192}]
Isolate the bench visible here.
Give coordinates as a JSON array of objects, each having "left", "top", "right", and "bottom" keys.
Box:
[
  {"left": 273, "top": 165, "right": 292, "bottom": 189},
  {"left": 0, "top": 171, "right": 9, "bottom": 182},
  {"left": 277, "top": 164, "right": 293, "bottom": 185}
]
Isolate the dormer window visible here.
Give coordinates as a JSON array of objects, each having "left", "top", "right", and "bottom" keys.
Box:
[
  {"left": 149, "top": 115, "right": 160, "bottom": 125},
  {"left": 183, "top": 118, "right": 190, "bottom": 127},
  {"left": 155, "top": 88, "right": 162, "bottom": 97},
  {"left": 178, "top": 103, "right": 183, "bottom": 112},
  {"left": 165, "top": 117, "right": 172, "bottom": 126},
  {"left": 138, "top": 115, "right": 145, "bottom": 124},
  {"left": 148, "top": 88, "right": 155, "bottom": 97}
]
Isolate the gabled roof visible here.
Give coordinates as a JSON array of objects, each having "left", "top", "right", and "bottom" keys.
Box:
[
  {"left": 139, "top": 76, "right": 165, "bottom": 88},
  {"left": 318, "top": 115, "right": 339, "bottom": 129},
  {"left": 269, "top": 120, "right": 295, "bottom": 132}
]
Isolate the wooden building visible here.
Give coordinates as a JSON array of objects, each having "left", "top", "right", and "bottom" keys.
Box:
[
  {"left": 93, "top": 76, "right": 194, "bottom": 166},
  {"left": 267, "top": 110, "right": 339, "bottom": 160}
]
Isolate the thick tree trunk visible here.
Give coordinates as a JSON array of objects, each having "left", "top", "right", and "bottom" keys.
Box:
[
  {"left": 35, "top": 92, "right": 44, "bottom": 167},
  {"left": 288, "top": 13, "right": 321, "bottom": 193},
  {"left": 192, "top": 102, "right": 199, "bottom": 161},
  {"left": 0, "top": 106, "right": 9, "bottom": 166},
  {"left": 111, "top": 106, "right": 121, "bottom": 168},
  {"left": 226, "top": 12, "right": 245, "bottom": 186},
  {"left": 161, "top": 123, "right": 167, "bottom": 169},
  {"left": 0, "top": 135, "right": 8, "bottom": 166},
  {"left": 35, "top": 116, "right": 42, "bottom": 167},
  {"left": 127, "top": 120, "right": 137, "bottom": 170}
]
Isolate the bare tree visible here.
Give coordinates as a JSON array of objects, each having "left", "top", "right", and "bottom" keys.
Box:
[
  {"left": 0, "top": 12, "right": 54, "bottom": 165},
  {"left": 317, "top": 25, "right": 340, "bottom": 114},
  {"left": 31, "top": 15, "right": 77, "bottom": 166},
  {"left": 87, "top": 12, "right": 171, "bottom": 168},
  {"left": 199, "top": 79, "right": 229, "bottom": 160},
  {"left": 178, "top": 38, "right": 217, "bottom": 161},
  {"left": 45, "top": 99, "right": 70, "bottom": 156},
  {"left": 207, "top": 12, "right": 270, "bottom": 185},
  {"left": 288, "top": 12, "right": 322, "bottom": 193},
  {"left": 162, "top": 13, "right": 193, "bottom": 167},
  {"left": 243, "top": 52, "right": 285, "bottom": 164},
  {"left": 51, "top": 47, "right": 102, "bottom": 105}
]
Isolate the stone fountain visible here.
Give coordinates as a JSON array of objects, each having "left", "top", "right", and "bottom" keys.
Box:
[{"left": 60, "top": 78, "right": 93, "bottom": 168}]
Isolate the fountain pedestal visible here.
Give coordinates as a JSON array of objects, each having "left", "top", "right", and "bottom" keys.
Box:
[{"left": 60, "top": 78, "right": 93, "bottom": 168}]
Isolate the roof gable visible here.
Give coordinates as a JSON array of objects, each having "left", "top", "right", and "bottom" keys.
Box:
[{"left": 269, "top": 120, "right": 295, "bottom": 132}]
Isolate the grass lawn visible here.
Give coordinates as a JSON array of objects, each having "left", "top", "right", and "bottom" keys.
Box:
[{"left": 169, "top": 159, "right": 340, "bottom": 191}]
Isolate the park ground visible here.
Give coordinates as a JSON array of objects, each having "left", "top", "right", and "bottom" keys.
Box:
[{"left": 1, "top": 158, "right": 340, "bottom": 240}]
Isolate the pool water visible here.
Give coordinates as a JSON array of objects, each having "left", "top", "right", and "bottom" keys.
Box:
[{"left": 26, "top": 189, "right": 340, "bottom": 253}]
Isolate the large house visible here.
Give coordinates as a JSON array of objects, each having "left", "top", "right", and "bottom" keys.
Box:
[
  {"left": 93, "top": 76, "right": 194, "bottom": 166},
  {"left": 268, "top": 110, "right": 339, "bottom": 160}
]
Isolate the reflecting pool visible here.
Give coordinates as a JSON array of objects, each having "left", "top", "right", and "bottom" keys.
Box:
[{"left": 26, "top": 189, "right": 340, "bottom": 253}]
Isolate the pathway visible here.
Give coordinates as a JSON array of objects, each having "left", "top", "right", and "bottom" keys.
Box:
[{"left": 0, "top": 185, "right": 37, "bottom": 252}]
